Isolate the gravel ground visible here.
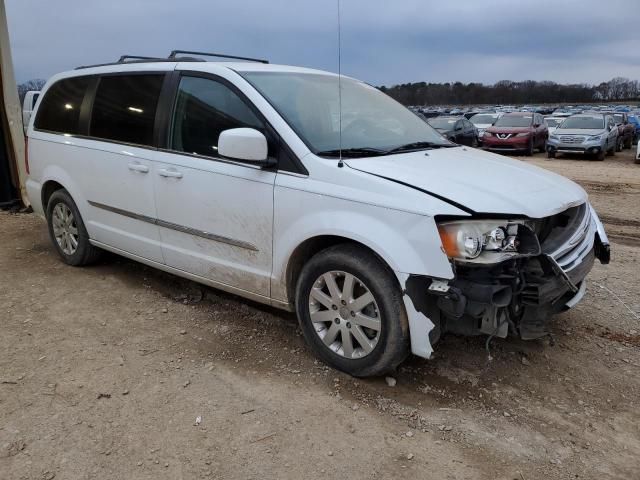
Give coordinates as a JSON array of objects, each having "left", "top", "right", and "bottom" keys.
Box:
[{"left": 1, "top": 148, "right": 638, "bottom": 480}]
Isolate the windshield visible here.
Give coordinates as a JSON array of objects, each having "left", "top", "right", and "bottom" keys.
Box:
[
  {"left": 544, "top": 118, "right": 563, "bottom": 127},
  {"left": 470, "top": 114, "right": 498, "bottom": 125},
  {"left": 428, "top": 117, "right": 457, "bottom": 129},
  {"left": 493, "top": 115, "right": 533, "bottom": 127},
  {"left": 241, "top": 72, "right": 448, "bottom": 155},
  {"left": 559, "top": 116, "right": 604, "bottom": 129}
]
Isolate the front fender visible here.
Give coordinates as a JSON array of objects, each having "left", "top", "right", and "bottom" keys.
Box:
[{"left": 272, "top": 185, "right": 454, "bottom": 303}]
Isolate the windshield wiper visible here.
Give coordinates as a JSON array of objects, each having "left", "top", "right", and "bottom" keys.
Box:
[
  {"left": 316, "top": 147, "right": 390, "bottom": 158},
  {"left": 385, "top": 141, "right": 456, "bottom": 154}
]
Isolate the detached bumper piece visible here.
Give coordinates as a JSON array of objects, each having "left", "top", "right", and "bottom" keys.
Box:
[{"left": 423, "top": 203, "right": 609, "bottom": 344}]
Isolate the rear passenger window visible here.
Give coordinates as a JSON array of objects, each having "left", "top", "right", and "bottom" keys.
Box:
[
  {"left": 170, "top": 76, "right": 264, "bottom": 157},
  {"left": 90, "top": 74, "right": 164, "bottom": 146},
  {"left": 34, "top": 77, "right": 90, "bottom": 135}
]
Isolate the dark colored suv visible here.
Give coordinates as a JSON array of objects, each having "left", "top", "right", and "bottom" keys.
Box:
[
  {"left": 610, "top": 112, "right": 635, "bottom": 150},
  {"left": 483, "top": 112, "right": 548, "bottom": 155},
  {"left": 427, "top": 116, "right": 479, "bottom": 147}
]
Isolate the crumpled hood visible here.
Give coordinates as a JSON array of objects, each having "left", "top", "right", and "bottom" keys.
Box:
[
  {"left": 345, "top": 147, "right": 587, "bottom": 218},
  {"left": 553, "top": 128, "right": 606, "bottom": 136}
]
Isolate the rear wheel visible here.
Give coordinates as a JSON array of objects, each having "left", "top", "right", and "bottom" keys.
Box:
[
  {"left": 46, "top": 189, "right": 102, "bottom": 266},
  {"left": 295, "top": 244, "right": 409, "bottom": 377}
]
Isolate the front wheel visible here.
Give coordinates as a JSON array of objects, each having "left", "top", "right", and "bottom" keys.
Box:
[
  {"left": 295, "top": 244, "right": 409, "bottom": 377},
  {"left": 46, "top": 189, "right": 102, "bottom": 266},
  {"left": 616, "top": 137, "right": 623, "bottom": 152},
  {"left": 525, "top": 139, "right": 534, "bottom": 156}
]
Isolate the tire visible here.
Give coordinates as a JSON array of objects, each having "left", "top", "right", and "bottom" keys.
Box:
[
  {"left": 471, "top": 136, "right": 479, "bottom": 148},
  {"left": 525, "top": 139, "right": 534, "bottom": 156},
  {"left": 295, "top": 244, "right": 409, "bottom": 377},
  {"left": 46, "top": 189, "right": 102, "bottom": 266},
  {"left": 598, "top": 149, "right": 607, "bottom": 161},
  {"left": 624, "top": 135, "right": 632, "bottom": 149},
  {"left": 616, "top": 137, "right": 623, "bottom": 152},
  {"left": 547, "top": 150, "right": 556, "bottom": 159},
  {"left": 539, "top": 139, "right": 547, "bottom": 153}
]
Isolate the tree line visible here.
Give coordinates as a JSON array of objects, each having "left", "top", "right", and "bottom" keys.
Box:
[{"left": 379, "top": 77, "right": 640, "bottom": 106}]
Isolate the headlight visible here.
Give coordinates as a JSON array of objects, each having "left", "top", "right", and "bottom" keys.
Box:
[
  {"left": 438, "top": 220, "right": 541, "bottom": 264},
  {"left": 587, "top": 134, "right": 604, "bottom": 141},
  {"left": 483, "top": 131, "right": 492, "bottom": 137},
  {"left": 515, "top": 133, "right": 530, "bottom": 137},
  {"left": 549, "top": 134, "right": 558, "bottom": 140}
]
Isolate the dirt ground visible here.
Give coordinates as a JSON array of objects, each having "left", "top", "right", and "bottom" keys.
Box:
[{"left": 1, "top": 148, "right": 639, "bottom": 480}]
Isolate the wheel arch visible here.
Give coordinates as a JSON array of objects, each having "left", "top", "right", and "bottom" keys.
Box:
[
  {"left": 284, "top": 235, "right": 397, "bottom": 309},
  {"left": 41, "top": 179, "right": 65, "bottom": 211}
]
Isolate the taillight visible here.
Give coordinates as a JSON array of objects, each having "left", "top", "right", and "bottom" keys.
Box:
[{"left": 25, "top": 137, "right": 29, "bottom": 175}]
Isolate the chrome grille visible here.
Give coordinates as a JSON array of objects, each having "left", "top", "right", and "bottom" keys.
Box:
[
  {"left": 559, "top": 135, "right": 585, "bottom": 144},
  {"left": 546, "top": 205, "right": 595, "bottom": 273}
]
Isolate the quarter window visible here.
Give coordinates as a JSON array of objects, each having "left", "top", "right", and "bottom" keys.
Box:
[
  {"left": 90, "top": 74, "right": 164, "bottom": 146},
  {"left": 34, "top": 76, "right": 90, "bottom": 135},
  {"left": 170, "top": 76, "right": 264, "bottom": 157}
]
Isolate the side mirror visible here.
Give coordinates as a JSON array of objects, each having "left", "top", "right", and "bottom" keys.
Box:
[{"left": 218, "top": 128, "right": 271, "bottom": 165}]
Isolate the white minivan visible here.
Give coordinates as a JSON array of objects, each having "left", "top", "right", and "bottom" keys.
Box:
[{"left": 25, "top": 51, "right": 610, "bottom": 376}]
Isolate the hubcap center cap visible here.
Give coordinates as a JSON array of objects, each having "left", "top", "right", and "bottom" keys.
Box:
[{"left": 339, "top": 306, "right": 350, "bottom": 319}]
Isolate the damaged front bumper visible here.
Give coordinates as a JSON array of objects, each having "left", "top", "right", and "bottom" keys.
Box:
[{"left": 401, "top": 203, "right": 610, "bottom": 359}]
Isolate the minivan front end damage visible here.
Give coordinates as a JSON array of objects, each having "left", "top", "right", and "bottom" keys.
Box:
[{"left": 401, "top": 203, "right": 610, "bottom": 359}]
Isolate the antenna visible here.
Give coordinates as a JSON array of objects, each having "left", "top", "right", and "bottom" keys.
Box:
[{"left": 337, "top": 0, "right": 344, "bottom": 168}]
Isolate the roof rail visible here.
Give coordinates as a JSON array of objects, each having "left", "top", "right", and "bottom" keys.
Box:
[
  {"left": 75, "top": 50, "right": 268, "bottom": 70},
  {"left": 168, "top": 50, "right": 269, "bottom": 64},
  {"left": 75, "top": 54, "right": 205, "bottom": 70},
  {"left": 117, "top": 55, "right": 165, "bottom": 62}
]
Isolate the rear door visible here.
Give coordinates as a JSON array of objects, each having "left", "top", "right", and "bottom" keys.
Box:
[
  {"left": 152, "top": 72, "right": 276, "bottom": 297},
  {"left": 81, "top": 72, "right": 167, "bottom": 262}
]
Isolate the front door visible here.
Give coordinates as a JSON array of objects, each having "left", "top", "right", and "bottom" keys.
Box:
[{"left": 153, "top": 74, "right": 276, "bottom": 297}]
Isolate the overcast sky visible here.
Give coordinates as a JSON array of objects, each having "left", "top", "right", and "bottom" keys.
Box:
[{"left": 5, "top": 0, "right": 640, "bottom": 86}]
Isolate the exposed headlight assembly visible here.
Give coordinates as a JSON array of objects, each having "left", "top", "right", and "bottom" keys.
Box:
[{"left": 438, "top": 220, "right": 541, "bottom": 264}]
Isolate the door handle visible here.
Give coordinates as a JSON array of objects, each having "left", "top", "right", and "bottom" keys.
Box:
[
  {"left": 158, "top": 168, "right": 183, "bottom": 179},
  {"left": 128, "top": 163, "right": 149, "bottom": 173}
]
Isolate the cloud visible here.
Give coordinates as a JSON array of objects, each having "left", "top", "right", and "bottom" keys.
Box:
[{"left": 5, "top": 0, "right": 640, "bottom": 86}]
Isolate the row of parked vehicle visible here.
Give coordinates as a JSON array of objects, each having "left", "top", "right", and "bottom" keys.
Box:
[{"left": 424, "top": 109, "right": 640, "bottom": 161}]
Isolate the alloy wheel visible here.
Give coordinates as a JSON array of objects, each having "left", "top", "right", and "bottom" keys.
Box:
[
  {"left": 308, "top": 271, "right": 381, "bottom": 359},
  {"left": 52, "top": 203, "right": 79, "bottom": 255}
]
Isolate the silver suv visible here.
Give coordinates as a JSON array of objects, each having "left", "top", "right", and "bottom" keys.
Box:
[{"left": 547, "top": 114, "right": 618, "bottom": 161}]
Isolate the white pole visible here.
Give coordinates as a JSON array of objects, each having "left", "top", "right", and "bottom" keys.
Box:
[{"left": 0, "top": 0, "right": 28, "bottom": 206}]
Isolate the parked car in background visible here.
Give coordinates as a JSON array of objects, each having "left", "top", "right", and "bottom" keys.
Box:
[
  {"left": 483, "top": 112, "right": 548, "bottom": 155},
  {"left": 547, "top": 114, "right": 617, "bottom": 161},
  {"left": 24, "top": 52, "right": 610, "bottom": 376},
  {"left": 609, "top": 113, "right": 634, "bottom": 150},
  {"left": 628, "top": 114, "right": 640, "bottom": 145},
  {"left": 21, "top": 90, "right": 40, "bottom": 135},
  {"left": 427, "top": 116, "right": 479, "bottom": 147},
  {"left": 469, "top": 112, "right": 502, "bottom": 145},
  {"left": 544, "top": 116, "right": 564, "bottom": 135}
]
